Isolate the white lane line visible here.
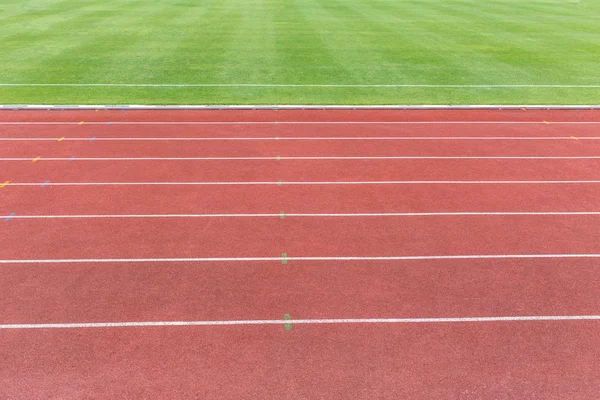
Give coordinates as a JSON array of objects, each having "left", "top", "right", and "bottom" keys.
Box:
[
  {"left": 1, "top": 136, "right": 600, "bottom": 141},
  {"left": 3, "top": 156, "right": 600, "bottom": 161},
  {"left": 2, "top": 83, "right": 600, "bottom": 88},
  {"left": 8, "top": 212, "right": 600, "bottom": 219},
  {"left": 1, "top": 254, "right": 600, "bottom": 264},
  {"left": 2, "top": 315, "right": 600, "bottom": 329},
  {"left": 1, "top": 121, "right": 600, "bottom": 125},
  {"left": 8, "top": 181, "right": 600, "bottom": 187}
]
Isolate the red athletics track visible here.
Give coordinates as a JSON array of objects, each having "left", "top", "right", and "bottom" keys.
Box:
[{"left": 1, "top": 109, "right": 600, "bottom": 399}]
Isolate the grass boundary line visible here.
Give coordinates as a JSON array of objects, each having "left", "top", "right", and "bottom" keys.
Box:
[{"left": 1, "top": 105, "right": 600, "bottom": 110}]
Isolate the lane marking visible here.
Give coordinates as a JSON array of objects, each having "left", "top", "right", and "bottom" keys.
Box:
[
  {"left": 284, "top": 314, "right": 292, "bottom": 331},
  {"left": 0, "top": 181, "right": 9, "bottom": 188},
  {"left": 2, "top": 156, "right": 600, "bottom": 161},
  {"left": 2, "top": 121, "right": 600, "bottom": 126},
  {"left": 58, "top": 137, "right": 65, "bottom": 142},
  {"left": 1, "top": 315, "right": 599, "bottom": 329},
  {"left": 1, "top": 254, "right": 600, "bottom": 264},
  {"left": 3, "top": 136, "right": 600, "bottom": 141},
  {"left": 8, "top": 180, "right": 600, "bottom": 187},
  {"left": 31, "top": 156, "right": 40, "bottom": 162},
  {"left": 8, "top": 212, "right": 600, "bottom": 219},
  {"left": 2, "top": 83, "right": 599, "bottom": 88},
  {"left": 3, "top": 213, "right": 15, "bottom": 222}
]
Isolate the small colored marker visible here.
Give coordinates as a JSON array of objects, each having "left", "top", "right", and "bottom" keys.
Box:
[
  {"left": 68, "top": 156, "right": 76, "bottom": 162},
  {"left": 90, "top": 136, "right": 96, "bottom": 142},
  {"left": 276, "top": 155, "right": 281, "bottom": 161},
  {"left": 284, "top": 314, "right": 292, "bottom": 331},
  {"left": 543, "top": 121, "right": 550, "bottom": 124},
  {"left": 32, "top": 156, "right": 41, "bottom": 163},
  {"left": 4, "top": 213, "right": 15, "bottom": 222},
  {"left": 41, "top": 180, "right": 49, "bottom": 188},
  {"left": 281, "top": 253, "right": 288, "bottom": 265},
  {"left": 570, "top": 136, "right": 579, "bottom": 140},
  {"left": 0, "top": 181, "right": 9, "bottom": 188},
  {"left": 58, "top": 137, "right": 65, "bottom": 142},
  {"left": 78, "top": 121, "right": 84, "bottom": 125},
  {"left": 277, "top": 180, "right": 283, "bottom": 186},
  {"left": 275, "top": 136, "right": 279, "bottom": 141},
  {"left": 280, "top": 211, "right": 285, "bottom": 219}
]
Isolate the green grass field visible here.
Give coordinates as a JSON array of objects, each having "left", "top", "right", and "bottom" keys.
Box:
[{"left": 1, "top": 0, "right": 599, "bottom": 105}]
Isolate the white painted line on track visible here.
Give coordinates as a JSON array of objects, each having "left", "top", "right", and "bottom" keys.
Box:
[
  {"left": 8, "top": 212, "right": 600, "bottom": 219},
  {"left": 2, "top": 315, "right": 599, "bottom": 329},
  {"left": 1, "top": 121, "right": 600, "bottom": 125},
  {"left": 8, "top": 180, "right": 600, "bottom": 187},
  {"left": 1, "top": 254, "right": 600, "bottom": 264},
  {"left": 2, "top": 83, "right": 599, "bottom": 88},
  {"left": 3, "top": 156, "right": 600, "bottom": 161},
  {"left": 1, "top": 136, "right": 600, "bottom": 141}
]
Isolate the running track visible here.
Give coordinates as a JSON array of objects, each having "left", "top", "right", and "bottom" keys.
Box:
[{"left": 1, "top": 108, "right": 599, "bottom": 399}]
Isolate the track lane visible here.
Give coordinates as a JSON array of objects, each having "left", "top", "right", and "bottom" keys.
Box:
[
  {"left": 0, "top": 138, "right": 598, "bottom": 157},
  {"left": 3, "top": 185, "right": 600, "bottom": 216},
  {"left": 2, "top": 108, "right": 600, "bottom": 122},
  {"left": 1, "top": 258, "right": 599, "bottom": 324},
  {"left": 2, "top": 120, "right": 600, "bottom": 141},
  {"left": 1, "top": 322, "right": 598, "bottom": 399},
  {"left": 0, "top": 215, "right": 598, "bottom": 260},
  {"left": 4, "top": 159, "right": 600, "bottom": 183}
]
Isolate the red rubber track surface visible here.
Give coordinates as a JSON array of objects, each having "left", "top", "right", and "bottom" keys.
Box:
[{"left": 1, "top": 109, "right": 600, "bottom": 399}]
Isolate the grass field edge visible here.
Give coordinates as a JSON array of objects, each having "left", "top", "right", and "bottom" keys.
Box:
[{"left": 2, "top": 105, "right": 600, "bottom": 110}]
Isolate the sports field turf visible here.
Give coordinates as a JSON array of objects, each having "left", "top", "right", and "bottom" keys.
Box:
[{"left": 1, "top": 0, "right": 599, "bottom": 105}]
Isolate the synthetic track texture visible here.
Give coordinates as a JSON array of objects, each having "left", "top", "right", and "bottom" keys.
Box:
[{"left": 1, "top": 109, "right": 600, "bottom": 399}]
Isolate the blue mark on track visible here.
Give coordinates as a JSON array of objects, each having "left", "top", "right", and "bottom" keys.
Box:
[
  {"left": 41, "top": 180, "right": 49, "bottom": 188},
  {"left": 68, "top": 156, "right": 76, "bottom": 162},
  {"left": 4, "top": 213, "right": 15, "bottom": 222}
]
